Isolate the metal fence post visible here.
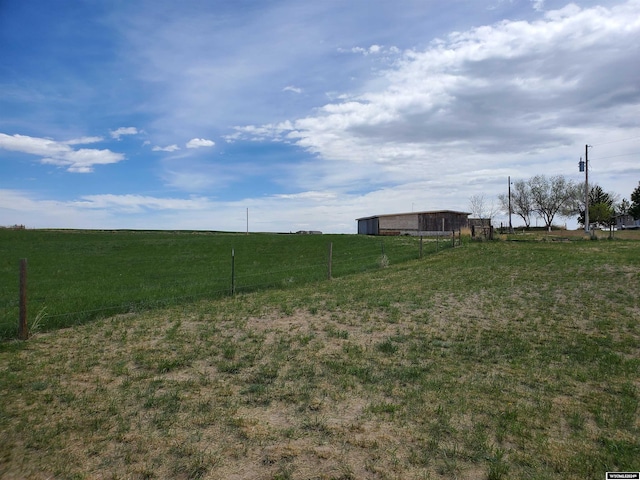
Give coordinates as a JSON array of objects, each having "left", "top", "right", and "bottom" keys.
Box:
[{"left": 327, "top": 242, "right": 333, "bottom": 280}]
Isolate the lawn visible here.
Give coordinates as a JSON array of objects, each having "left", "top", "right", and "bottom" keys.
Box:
[{"left": 0, "top": 237, "right": 639, "bottom": 479}]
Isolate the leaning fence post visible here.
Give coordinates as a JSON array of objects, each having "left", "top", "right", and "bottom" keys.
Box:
[
  {"left": 327, "top": 242, "right": 333, "bottom": 280},
  {"left": 19, "top": 258, "right": 28, "bottom": 340}
]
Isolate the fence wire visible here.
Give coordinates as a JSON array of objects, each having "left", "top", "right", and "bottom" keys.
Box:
[{"left": 1, "top": 233, "right": 457, "bottom": 340}]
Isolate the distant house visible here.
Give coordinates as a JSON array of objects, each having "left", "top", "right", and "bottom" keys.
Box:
[
  {"left": 615, "top": 214, "right": 640, "bottom": 230},
  {"left": 357, "top": 210, "right": 471, "bottom": 236}
]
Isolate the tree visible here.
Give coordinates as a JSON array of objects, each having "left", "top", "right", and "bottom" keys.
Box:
[
  {"left": 469, "top": 193, "right": 499, "bottom": 227},
  {"left": 617, "top": 198, "right": 630, "bottom": 216},
  {"left": 529, "top": 174, "right": 577, "bottom": 230},
  {"left": 630, "top": 183, "right": 640, "bottom": 220},
  {"left": 591, "top": 203, "right": 615, "bottom": 228},
  {"left": 576, "top": 185, "right": 617, "bottom": 228},
  {"left": 498, "top": 179, "right": 533, "bottom": 228}
]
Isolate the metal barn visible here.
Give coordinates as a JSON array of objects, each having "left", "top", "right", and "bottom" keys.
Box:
[{"left": 357, "top": 210, "right": 470, "bottom": 236}]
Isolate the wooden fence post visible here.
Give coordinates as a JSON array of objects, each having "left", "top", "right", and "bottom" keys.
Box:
[
  {"left": 327, "top": 242, "right": 333, "bottom": 280},
  {"left": 419, "top": 236, "right": 423, "bottom": 258},
  {"left": 19, "top": 259, "right": 28, "bottom": 340},
  {"left": 231, "top": 248, "right": 236, "bottom": 296}
]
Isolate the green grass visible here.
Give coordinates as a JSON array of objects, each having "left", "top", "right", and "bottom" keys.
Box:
[
  {"left": 0, "top": 238, "right": 639, "bottom": 478},
  {"left": 0, "top": 229, "right": 440, "bottom": 339}
]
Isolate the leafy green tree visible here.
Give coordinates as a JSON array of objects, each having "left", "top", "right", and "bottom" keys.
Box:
[
  {"left": 630, "top": 183, "right": 640, "bottom": 220},
  {"left": 590, "top": 203, "right": 615, "bottom": 228},
  {"left": 577, "top": 185, "right": 617, "bottom": 228}
]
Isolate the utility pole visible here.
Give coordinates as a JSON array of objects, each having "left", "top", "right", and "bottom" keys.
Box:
[
  {"left": 585, "top": 144, "right": 590, "bottom": 234},
  {"left": 579, "top": 145, "right": 591, "bottom": 234},
  {"left": 508, "top": 176, "right": 513, "bottom": 233}
]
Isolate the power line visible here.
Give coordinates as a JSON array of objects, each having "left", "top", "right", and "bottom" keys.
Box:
[
  {"left": 590, "top": 151, "right": 640, "bottom": 161},
  {"left": 592, "top": 135, "right": 640, "bottom": 147}
]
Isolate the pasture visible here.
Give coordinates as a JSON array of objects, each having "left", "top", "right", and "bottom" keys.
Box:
[
  {"left": 1, "top": 233, "right": 639, "bottom": 479},
  {"left": 0, "top": 229, "right": 434, "bottom": 340}
]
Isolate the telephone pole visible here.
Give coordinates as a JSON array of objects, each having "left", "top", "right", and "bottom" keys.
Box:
[
  {"left": 579, "top": 145, "right": 591, "bottom": 234},
  {"left": 585, "top": 144, "right": 590, "bottom": 234},
  {"left": 508, "top": 176, "right": 513, "bottom": 233}
]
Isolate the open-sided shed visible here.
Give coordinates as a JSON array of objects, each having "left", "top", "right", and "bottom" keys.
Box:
[{"left": 357, "top": 210, "right": 470, "bottom": 236}]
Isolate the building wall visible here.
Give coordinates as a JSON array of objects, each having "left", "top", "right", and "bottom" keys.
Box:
[
  {"left": 379, "top": 214, "right": 419, "bottom": 232},
  {"left": 358, "top": 211, "right": 470, "bottom": 235},
  {"left": 357, "top": 217, "right": 379, "bottom": 235},
  {"left": 420, "top": 212, "right": 469, "bottom": 231}
]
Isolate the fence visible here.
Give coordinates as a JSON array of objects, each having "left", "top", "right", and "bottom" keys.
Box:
[{"left": 2, "top": 231, "right": 460, "bottom": 340}]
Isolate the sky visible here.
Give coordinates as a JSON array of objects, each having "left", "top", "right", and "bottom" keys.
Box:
[{"left": 1, "top": 0, "right": 639, "bottom": 233}]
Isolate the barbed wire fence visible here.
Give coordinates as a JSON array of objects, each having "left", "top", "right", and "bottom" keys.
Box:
[{"left": 2, "top": 233, "right": 460, "bottom": 340}]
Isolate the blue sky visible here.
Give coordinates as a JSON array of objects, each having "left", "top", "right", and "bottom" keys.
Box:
[{"left": 1, "top": 0, "right": 639, "bottom": 232}]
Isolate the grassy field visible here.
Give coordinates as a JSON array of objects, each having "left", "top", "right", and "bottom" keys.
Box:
[
  {"left": 1, "top": 237, "right": 638, "bottom": 479},
  {"left": 0, "top": 230, "right": 437, "bottom": 339}
]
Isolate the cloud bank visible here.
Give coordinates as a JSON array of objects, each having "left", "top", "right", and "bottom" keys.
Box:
[{"left": 230, "top": 2, "right": 639, "bottom": 196}]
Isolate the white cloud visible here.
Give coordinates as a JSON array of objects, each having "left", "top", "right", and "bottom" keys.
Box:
[
  {"left": 531, "top": 0, "right": 545, "bottom": 12},
  {"left": 110, "top": 127, "right": 139, "bottom": 139},
  {"left": 339, "top": 44, "right": 396, "bottom": 56},
  {"left": 64, "top": 136, "right": 104, "bottom": 145},
  {"left": 283, "top": 85, "right": 302, "bottom": 94},
  {"left": 41, "top": 148, "right": 125, "bottom": 173},
  {"left": 152, "top": 144, "right": 180, "bottom": 152},
  {"left": 76, "top": 194, "right": 211, "bottom": 213},
  {"left": 0, "top": 133, "right": 125, "bottom": 173},
  {"left": 186, "top": 138, "right": 215, "bottom": 148},
  {"left": 0, "top": 133, "right": 70, "bottom": 157},
  {"left": 273, "top": 191, "right": 338, "bottom": 201},
  {"left": 225, "top": 121, "right": 294, "bottom": 143},
  {"left": 231, "top": 1, "right": 640, "bottom": 196}
]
